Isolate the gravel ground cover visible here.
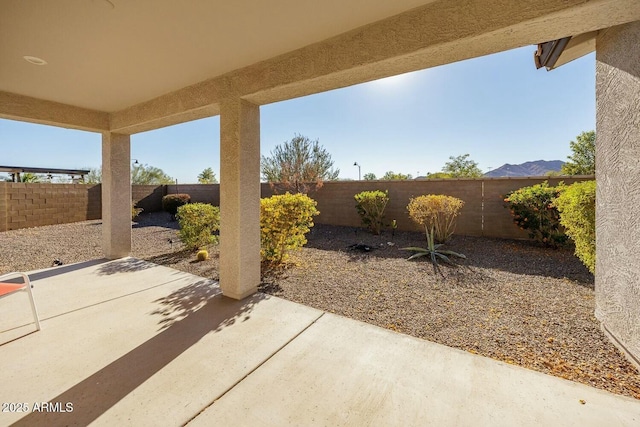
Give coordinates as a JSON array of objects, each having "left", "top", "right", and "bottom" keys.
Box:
[{"left": 1, "top": 211, "right": 638, "bottom": 399}]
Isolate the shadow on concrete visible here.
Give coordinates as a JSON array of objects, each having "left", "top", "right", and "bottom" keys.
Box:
[
  {"left": 28, "top": 259, "right": 110, "bottom": 282},
  {"left": 0, "top": 329, "right": 39, "bottom": 346},
  {"left": 11, "top": 290, "right": 264, "bottom": 427},
  {"left": 96, "top": 258, "right": 157, "bottom": 275},
  {"left": 151, "top": 279, "right": 223, "bottom": 330}
]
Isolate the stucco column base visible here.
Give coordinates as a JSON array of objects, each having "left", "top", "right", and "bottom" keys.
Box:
[
  {"left": 219, "top": 98, "right": 260, "bottom": 300},
  {"left": 222, "top": 288, "right": 260, "bottom": 301},
  {"left": 102, "top": 132, "right": 132, "bottom": 259},
  {"left": 595, "top": 21, "right": 640, "bottom": 370}
]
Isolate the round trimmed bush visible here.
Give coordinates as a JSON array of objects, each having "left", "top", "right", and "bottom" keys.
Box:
[
  {"left": 196, "top": 249, "right": 209, "bottom": 261},
  {"left": 162, "top": 193, "right": 191, "bottom": 215},
  {"left": 504, "top": 181, "right": 567, "bottom": 247},
  {"left": 407, "top": 194, "right": 464, "bottom": 243},
  {"left": 176, "top": 203, "right": 220, "bottom": 251}
]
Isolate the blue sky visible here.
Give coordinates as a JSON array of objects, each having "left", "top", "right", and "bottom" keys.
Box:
[{"left": 0, "top": 46, "right": 595, "bottom": 183}]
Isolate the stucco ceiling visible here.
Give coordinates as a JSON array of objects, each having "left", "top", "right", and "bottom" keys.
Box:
[{"left": 0, "top": 0, "right": 432, "bottom": 112}]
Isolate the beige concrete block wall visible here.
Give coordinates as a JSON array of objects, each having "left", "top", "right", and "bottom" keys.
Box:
[
  {"left": 483, "top": 176, "right": 590, "bottom": 240},
  {"left": 306, "top": 180, "right": 482, "bottom": 234},
  {"left": 132, "top": 185, "right": 166, "bottom": 213},
  {"left": 4, "top": 183, "right": 101, "bottom": 231},
  {"left": 0, "top": 178, "right": 593, "bottom": 237},
  {"left": 262, "top": 177, "right": 592, "bottom": 239},
  {"left": 260, "top": 183, "right": 276, "bottom": 199},
  {"left": 167, "top": 184, "right": 219, "bottom": 205}
]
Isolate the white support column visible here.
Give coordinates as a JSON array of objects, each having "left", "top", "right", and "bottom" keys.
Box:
[
  {"left": 102, "top": 132, "right": 132, "bottom": 259},
  {"left": 219, "top": 98, "right": 260, "bottom": 299},
  {"left": 595, "top": 21, "right": 640, "bottom": 369}
]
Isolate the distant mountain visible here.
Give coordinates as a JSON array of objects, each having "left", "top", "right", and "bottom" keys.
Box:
[{"left": 485, "top": 160, "right": 565, "bottom": 177}]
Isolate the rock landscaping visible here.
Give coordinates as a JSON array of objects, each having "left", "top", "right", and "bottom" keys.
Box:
[{"left": 1, "top": 211, "right": 638, "bottom": 400}]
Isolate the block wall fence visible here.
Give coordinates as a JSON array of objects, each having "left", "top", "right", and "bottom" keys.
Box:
[
  {"left": 0, "top": 182, "right": 101, "bottom": 231},
  {"left": 0, "top": 177, "right": 593, "bottom": 239}
]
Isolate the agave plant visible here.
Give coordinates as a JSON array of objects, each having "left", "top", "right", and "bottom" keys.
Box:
[{"left": 401, "top": 226, "right": 466, "bottom": 270}]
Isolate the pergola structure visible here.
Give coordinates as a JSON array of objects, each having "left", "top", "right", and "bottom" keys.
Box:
[
  {"left": 0, "top": 166, "right": 90, "bottom": 183},
  {"left": 1, "top": 1, "right": 639, "bottom": 367}
]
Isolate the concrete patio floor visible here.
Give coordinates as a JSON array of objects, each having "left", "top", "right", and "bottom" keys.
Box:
[{"left": 1, "top": 258, "right": 639, "bottom": 426}]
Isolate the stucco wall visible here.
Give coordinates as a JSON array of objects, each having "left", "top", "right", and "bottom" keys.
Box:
[{"left": 595, "top": 21, "right": 640, "bottom": 368}]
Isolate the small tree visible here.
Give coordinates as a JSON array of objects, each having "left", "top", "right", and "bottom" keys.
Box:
[
  {"left": 363, "top": 173, "right": 377, "bottom": 180},
  {"left": 426, "top": 172, "right": 454, "bottom": 179},
  {"left": 25, "top": 173, "right": 44, "bottom": 182},
  {"left": 85, "top": 168, "right": 102, "bottom": 184},
  {"left": 381, "top": 171, "right": 412, "bottom": 180},
  {"left": 83, "top": 165, "right": 173, "bottom": 184},
  {"left": 5, "top": 172, "right": 43, "bottom": 183},
  {"left": 441, "top": 154, "right": 483, "bottom": 178},
  {"left": 261, "top": 134, "right": 339, "bottom": 193},
  {"left": 561, "top": 131, "right": 595, "bottom": 175},
  {"left": 5, "top": 172, "right": 44, "bottom": 182},
  {"left": 132, "top": 164, "right": 174, "bottom": 185},
  {"left": 197, "top": 167, "right": 218, "bottom": 184}
]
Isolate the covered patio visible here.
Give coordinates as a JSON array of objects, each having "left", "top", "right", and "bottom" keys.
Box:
[
  {"left": 2, "top": 260, "right": 639, "bottom": 426},
  {"left": 2, "top": 0, "right": 640, "bottom": 423}
]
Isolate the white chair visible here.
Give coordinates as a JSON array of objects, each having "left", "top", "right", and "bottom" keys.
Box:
[{"left": 0, "top": 272, "right": 41, "bottom": 331}]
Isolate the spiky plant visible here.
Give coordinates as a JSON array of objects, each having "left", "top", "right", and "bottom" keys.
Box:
[{"left": 401, "top": 227, "right": 465, "bottom": 273}]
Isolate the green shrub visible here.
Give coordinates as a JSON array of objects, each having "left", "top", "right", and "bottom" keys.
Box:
[
  {"left": 176, "top": 203, "right": 220, "bottom": 250},
  {"left": 132, "top": 204, "right": 143, "bottom": 220},
  {"left": 162, "top": 193, "right": 191, "bottom": 215},
  {"left": 354, "top": 190, "right": 389, "bottom": 235},
  {"left": 407, "top": 195, "right": 464, "bottom": 243},
  {"left": 504, "top": 181, "right": 567, "bottom": 247},
  {"left": 261, "top": 193, "right": 319, "bottom": 265},
  {"left": 554, "top": 180, "right": 596, "bottom": 273}
]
